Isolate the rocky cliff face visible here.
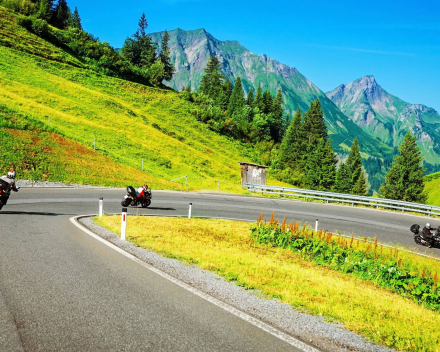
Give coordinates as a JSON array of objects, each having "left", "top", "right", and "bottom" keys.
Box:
[
  {"left": 149, "top": 29, "right": 392, "bottom": 158},
  {"left": 326, "top": 76, "right": 440, "bottom": 164}
]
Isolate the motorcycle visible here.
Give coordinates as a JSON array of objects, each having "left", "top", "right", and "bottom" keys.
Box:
[
  {"left": 0, "top": 188, "right": 10, "bottom": 211},
  {"left": 410, "top": 224, "right": 440, "bottom": 248},
  {"left": 121, "top": 186, "right": 152, "bottom": 208}
]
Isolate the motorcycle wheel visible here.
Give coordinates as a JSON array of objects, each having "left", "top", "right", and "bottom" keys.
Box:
[
  {"left": 141, "top": 199, "right": 151, "bottom": 208},
  {"left": 121, "top": 199, "right": 131, "bottom": 207}
]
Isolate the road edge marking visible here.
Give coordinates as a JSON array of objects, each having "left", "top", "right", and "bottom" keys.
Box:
[{"left": 69, "top": 215, "right": 321, "bottom": 352}]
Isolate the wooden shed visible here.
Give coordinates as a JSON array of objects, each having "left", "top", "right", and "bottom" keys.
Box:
[{"left": 238, "top": 162, "right": 267, "bottom": 186}]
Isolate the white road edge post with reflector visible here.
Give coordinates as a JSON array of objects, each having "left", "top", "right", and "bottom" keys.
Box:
[
  {"left": 99, "top": 197, "right": 103, "bottom": 217},
  {"left": 315, "top": 219, "right": 318, "bottom": 232},
  {"left": 121, "top": 207, "right": 127, "bottom": 240},
  {"left": 188, "top": 203, "right": 192, "bottom": 219}
]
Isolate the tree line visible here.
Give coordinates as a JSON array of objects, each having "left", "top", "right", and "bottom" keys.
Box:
[
  {"left": 5, "top": 0, "right": 174, "bottom": 86},
  {"left": 181, "top": 55, "right": 286, "bottom": 145},
  {"left": 183, "top": 56, "right": 427, "bottom": 202}
]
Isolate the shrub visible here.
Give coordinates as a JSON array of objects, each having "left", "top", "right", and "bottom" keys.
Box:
[
  {"left": 16, "top": 15, "right": 49, "bottom": 38},
  {"left": 16, "top": 14, "right": 32, "bottom": 30},
  {"left": 30, "top": 18, "right": 49, "bottom": 38}
]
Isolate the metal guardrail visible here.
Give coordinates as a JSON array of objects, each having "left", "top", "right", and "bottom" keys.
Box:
[{"left": 244, "top": 183, "right": 440, "bottom": 217}]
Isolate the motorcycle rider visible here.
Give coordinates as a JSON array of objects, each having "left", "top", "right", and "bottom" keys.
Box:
[
  {"left": 421, "top": 222, "right": 437, "bottom": 245},
  {"left": 0, "top": 170, "right": 20, "bottom": 209},
  {"left": 136, "top": 184, "right": 149, "bottom": 198}
]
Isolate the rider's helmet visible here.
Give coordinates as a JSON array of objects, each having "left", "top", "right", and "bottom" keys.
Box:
[
  {"left": 142, "top": 184, "right": 148, "bottom": 193},
  {"left": 7, "top": 170, "right": 16, "bottom": 179},
  {"left": 426, "top": 222, "right": 431, "bottom": 229}
]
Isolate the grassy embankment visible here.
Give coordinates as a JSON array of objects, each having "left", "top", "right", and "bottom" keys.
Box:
[
  {"left": 96, "top": 215, "right": 440, "bottom": 352},
  {"left": 425, "top": 171, "right": 440, "bottom": 206},
  {"left": 0, "top": 6, "right": 286, "bottom": 191}
]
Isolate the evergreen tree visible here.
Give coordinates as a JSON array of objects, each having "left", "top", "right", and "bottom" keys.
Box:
[
  {"left": 199, "top": 55, "right": 223, "bottom": 99},
  {"left": 334, "top": 162, "right": 352, "bottom": 193},
  {"left": 278, "top": 109, "right": 305, "bottom": 169},
  {"left": 228, "top": 77, "right": 245, "bottom": 116},
  {"left": 218, "top": 78, "right": 232, "bottom": 111},
  {"left": 246, "top": 88, "right": 254, "bottom": 107},
  {"left": 303, "top": 99, "right": 328, "bottom": 144},
  {"left": 262, "top": 90, "right": 273, "bottom": 114},
  {"left": 71, "top": 6, "right": 82, "bottom": 30},
  {"left": 379, "top": 132, "right": 427, "bottom": 203},
  {"left": 159, "top": 30, "right": 174, "bottom": 81},
  {"left": 37, "top": 0, "right": 54, "bottom": 22},
  {"left": 271, "top": 89, "right": 284, "bottom": 142},
  {"left": 346, "top": 138, "right": 362, "bottom": 187},
  {"left": 122, "top": 13, "right": 157, "bottom": 69},
  {"left": 352, "top": 171, "right": 369, "bottom": 196},
  {"left": 304, "top": 138, "right": 337, "bottom": 190},
  {"left": 52, "top": 0, "right": 71, "bottom": 29},
  {"left": 254, "top": 86, "right": 264, "bottom": 112}
]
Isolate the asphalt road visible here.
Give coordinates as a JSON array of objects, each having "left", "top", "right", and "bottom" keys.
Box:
[{"left": 0, "top": 188, "right": 438, "bottom": 352}]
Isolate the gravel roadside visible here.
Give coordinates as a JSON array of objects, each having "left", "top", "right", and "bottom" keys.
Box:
[{"left": 79, "top": 216, "right": 397, "bottom": 352}]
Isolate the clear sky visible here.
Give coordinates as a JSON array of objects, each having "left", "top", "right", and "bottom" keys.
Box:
[{"left": 68, "top": 0, "right": 440, "bottom": 112}]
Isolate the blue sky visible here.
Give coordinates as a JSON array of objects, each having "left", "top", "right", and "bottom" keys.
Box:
[{"left": 69, "top": 0, "right": 440, "bottom": 111}]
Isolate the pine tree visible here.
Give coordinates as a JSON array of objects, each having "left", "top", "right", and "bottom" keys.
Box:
[
  {"left": 304, "top": 139, "right": 337, "bottom": 190},
  {"left": 37, "top": 0, "right": 54, "bottom": 22},
  {"left": 334, "top": 162, "right": 352, "bottom": 193},
  {"left": 198, "top": 55, "right": 223, "bottom": 99},
  {"left": 379, "top": 132, "right": 427, "bottom": 203},
  {"left": 137, "top": 13, "right": 148, "bottom": 37},
  {"left": 246, "top": 88, "right": 254, "bottom": 107},
  {"left": 254, "top": 86, "right": 264, "bottom": 112},
  {"left": 346, "top": 138, "right": 362, "bottom": 187},
  {"left": 228, "top": 77, "right": 245, "bottom": 116},
  {"left": 262, "top": 90, "right": 273, "bottom": 114},
  {"left": 52, "top": 0, "right": 71, "bottom": 29},
  {"left": 352, "top": 171, "right": 369, "bottom": 196},
  {"left": 159, "top": 30, "right": 174, "bottom": 81},
  {"left": 303, "top": 99, "right": 328, "bottom": 144},
  {"left": 278, "top": 109, "right": 305, "bottom": 169},
  {"left": 71, "top": 6, "right": 82, "bottom": 30},
  {"left": 271, "top": 89, "right": 284, "bottom": 142},
  {"left": 218, "top": 78, "right": 232, "bottom": 111},
  {"left": 122, "top": 13, "right": 157, "bottom": 69}
]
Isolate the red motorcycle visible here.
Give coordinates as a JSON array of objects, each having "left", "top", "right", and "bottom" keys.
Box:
[{"left": 121, "top": 185, "right": 152, "bottom": 208}]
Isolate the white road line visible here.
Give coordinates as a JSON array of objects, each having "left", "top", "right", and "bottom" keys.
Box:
[{"left": 69, "top": 215, "right": 321, "bottom": 352}]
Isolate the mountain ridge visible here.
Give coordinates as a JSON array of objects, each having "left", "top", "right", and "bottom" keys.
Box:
[
  {"left": 326, "top": 76, "right": 440, "bottom": 165},
  {"left": 149, "top": 28, "right": 393, "bottom": 159}
]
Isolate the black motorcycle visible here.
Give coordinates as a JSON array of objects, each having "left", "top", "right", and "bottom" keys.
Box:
[
  {"left": 121, "top": 186, "right": 152, "bottom": 208},
  {"left": 0, "top": 189, "right": 11, "bottom": 211},
  {"left": 411, "top": 224, "right": 440, "bottom": 248}
]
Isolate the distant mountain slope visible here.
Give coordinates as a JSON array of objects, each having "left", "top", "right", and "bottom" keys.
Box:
[
  {"left": 149, "top": 28, "right": 392, "bottom": 158},
  {"left": 326, "top": 76, "right": 440, "bottom": 165}
]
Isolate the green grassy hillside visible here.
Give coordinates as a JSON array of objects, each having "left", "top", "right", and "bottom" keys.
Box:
[
  {"left": 0, "top": 6, "right": 261, "bottom": 192},
  {"left": 424, "top": 171, "right": 440, "bottom": 206}
]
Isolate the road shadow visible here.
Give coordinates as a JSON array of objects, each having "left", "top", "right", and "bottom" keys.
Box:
[
  {"left": 139, "top": 207, "right": 176, "bottom": 211},
  {"left": 0, "top": 211, "right": 67, "bottom": 216}
]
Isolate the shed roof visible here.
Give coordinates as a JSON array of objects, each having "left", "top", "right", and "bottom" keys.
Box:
[{"left": 237, "top": 161, "right": 268, "bottom": 169}]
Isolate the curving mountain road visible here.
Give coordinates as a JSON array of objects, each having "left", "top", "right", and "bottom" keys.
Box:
[{"left": 0, "top": 188, "right": 438, "bottom": 352}]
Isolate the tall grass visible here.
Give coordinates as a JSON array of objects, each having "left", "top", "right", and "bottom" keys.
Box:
[{"left": 252, "top": 212, "right": 440, "bottom": 311}]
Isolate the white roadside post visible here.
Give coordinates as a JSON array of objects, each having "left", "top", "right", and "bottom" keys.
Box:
[
  {"left": 99, "top": 197, "right": 103, "bottom": 217},
  {"left": 121, "top": 208, "right": 128, "bottom": 240},
  {"left": 188, "top": 203, "right": 192, "bottom": 219},
  {"left": 315, "top": 219, "right": 318, "bottom": 232}
]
